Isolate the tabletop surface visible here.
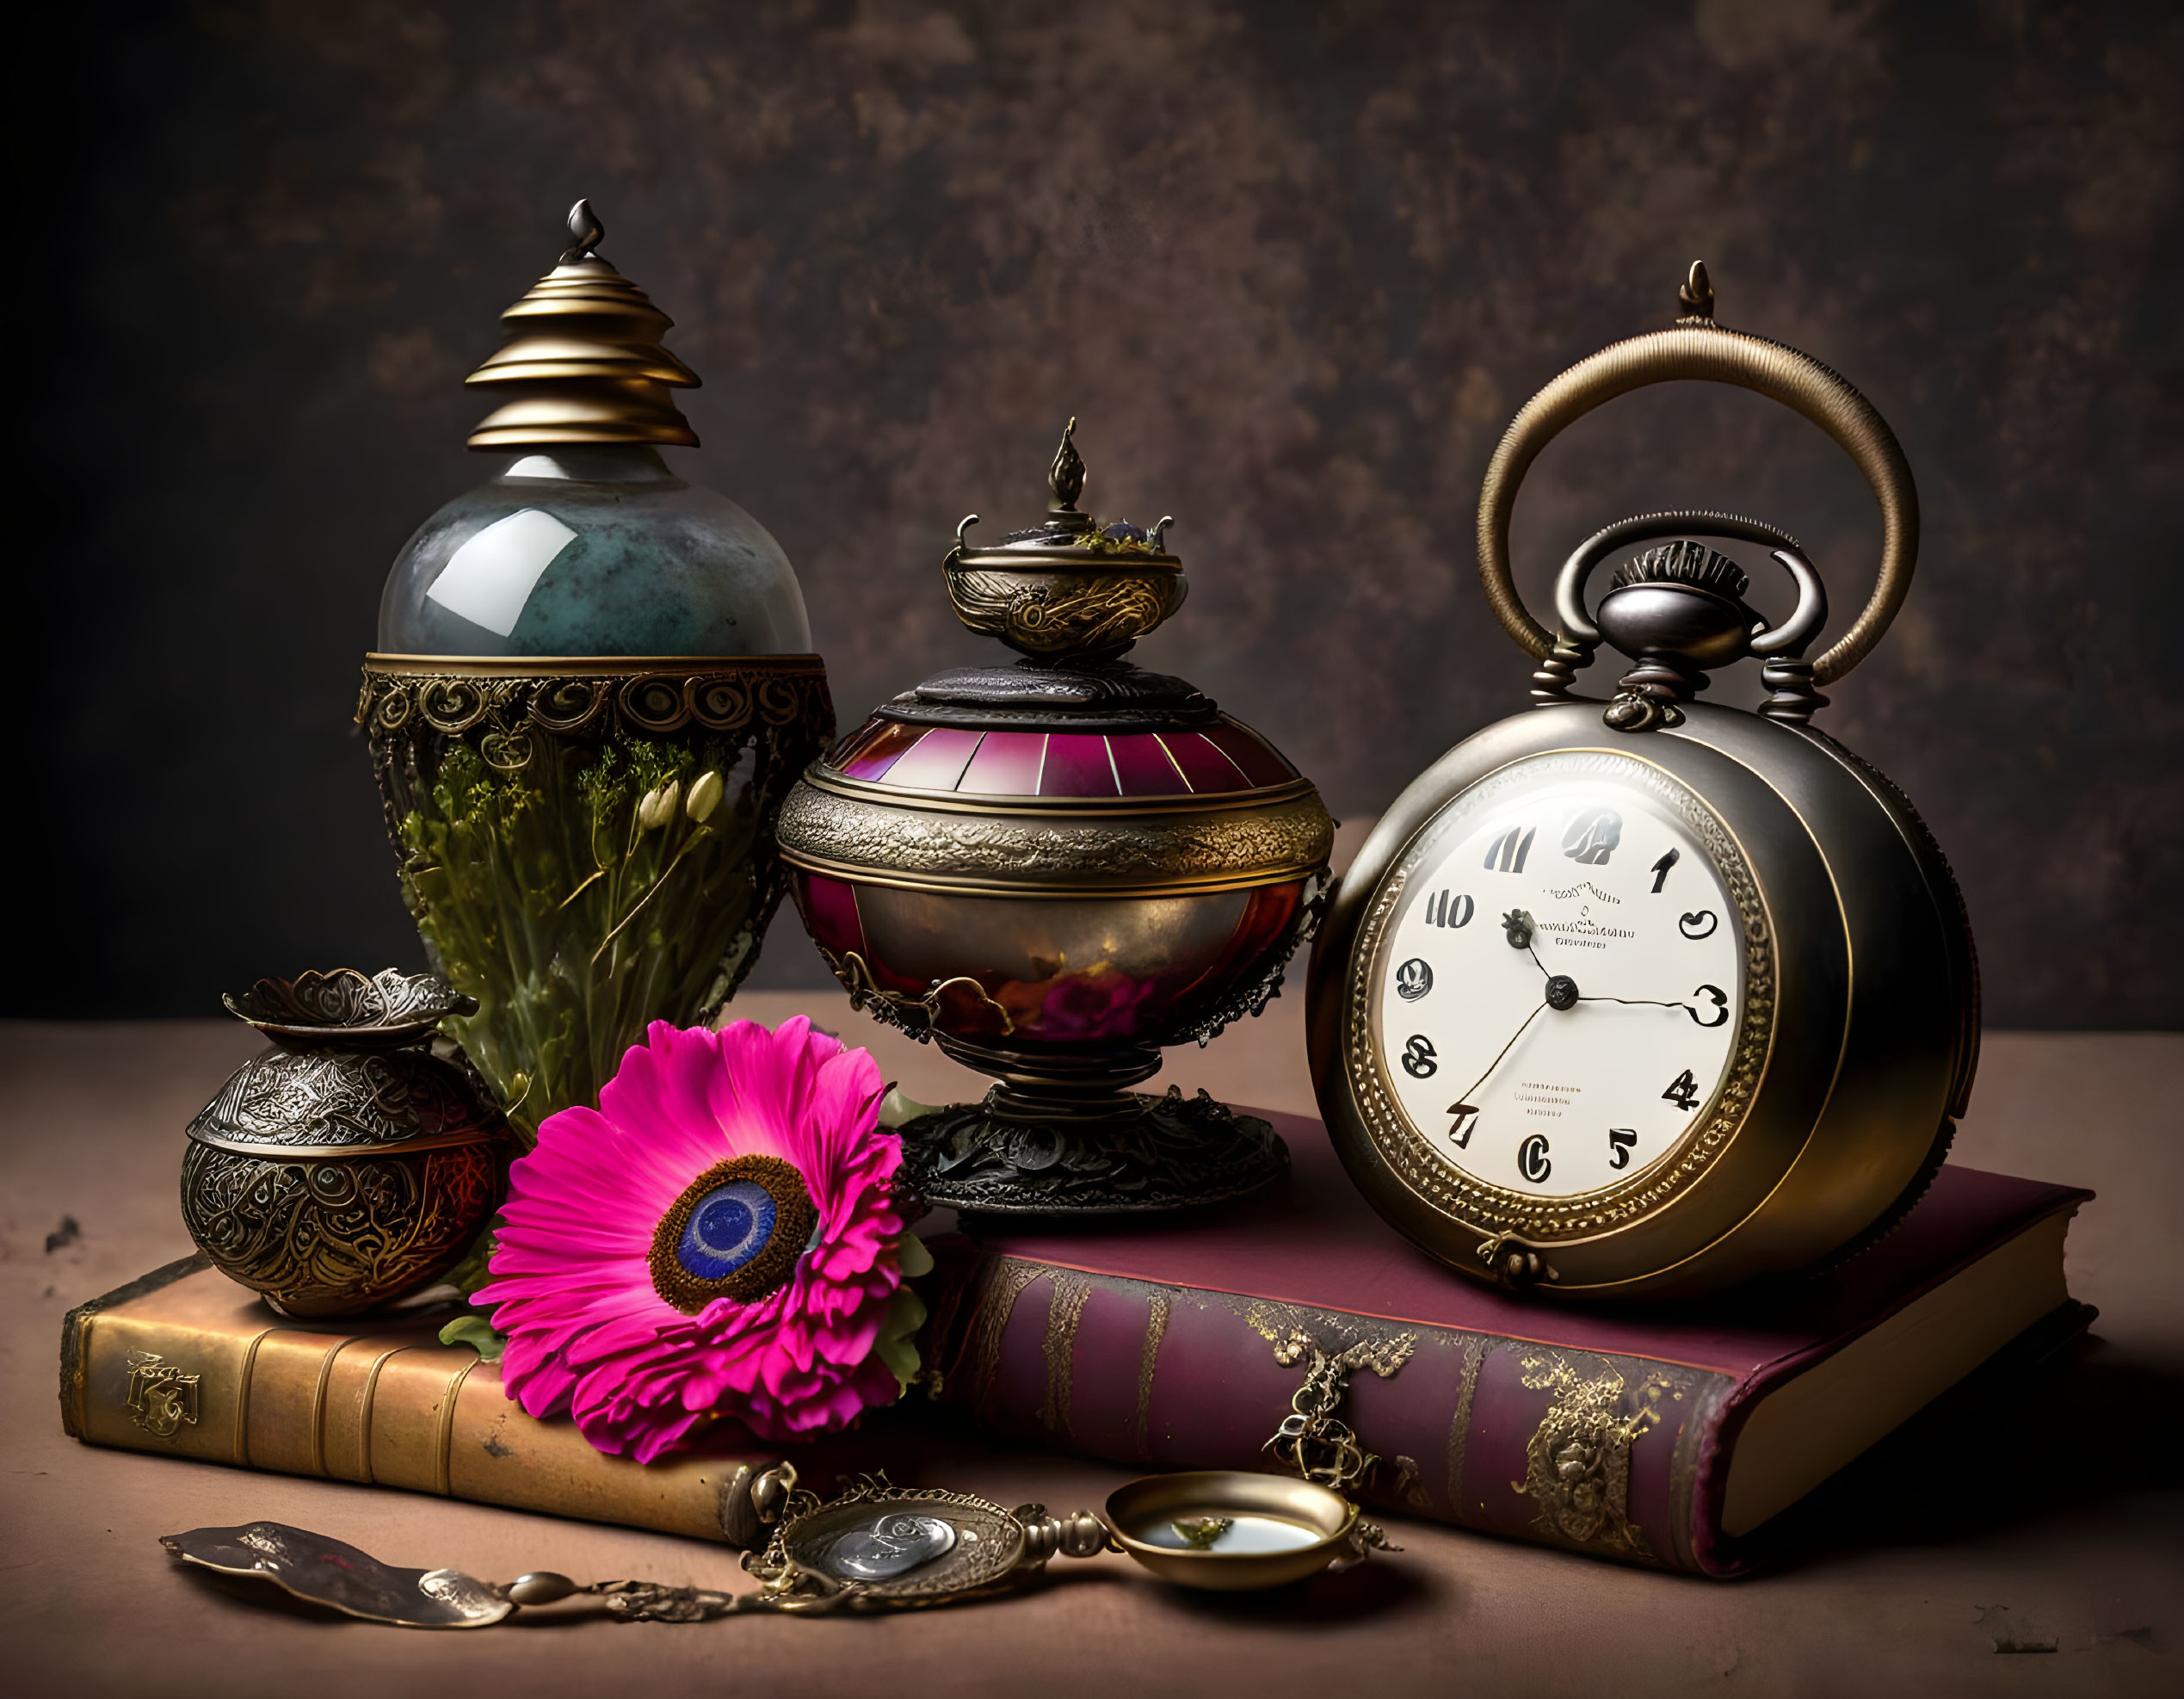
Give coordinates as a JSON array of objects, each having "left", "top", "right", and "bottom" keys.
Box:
[{"left": 4, "top": 997, "right": 2178, "bottom": 1698}]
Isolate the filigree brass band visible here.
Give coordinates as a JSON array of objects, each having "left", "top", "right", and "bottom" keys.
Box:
[
  {"left": 359, "top": 654, "right": 832, "bottom": 750},
  {"left": 777, "top": 777, "right": 1333, "bottom": 898},
  {"left": 1343, "top": 751, "right": 1775, "bottom": 1245}
]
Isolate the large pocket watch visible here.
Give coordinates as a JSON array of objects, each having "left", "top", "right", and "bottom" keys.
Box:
[{"left": 1306, "top": 263, "right": 1977, "bottom": 1301}]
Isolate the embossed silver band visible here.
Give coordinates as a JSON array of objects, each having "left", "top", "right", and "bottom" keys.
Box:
[{"left": 776, "top": 779, "right": 1336, "bottom": 899}]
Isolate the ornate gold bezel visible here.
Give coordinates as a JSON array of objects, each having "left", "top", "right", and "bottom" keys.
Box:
[
  {"left": 779, "top": 1481, "right": 1029, "bottom": 1604},
  {"left": 1342, "top": 750, "right": 1777, "bottom": 1241}
]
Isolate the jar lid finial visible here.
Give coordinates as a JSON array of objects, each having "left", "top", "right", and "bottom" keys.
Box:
[
  {"left": 1046, "top": 417, "right": 1092, "bottom": 532},
  {"left": 463, "top": 200, "right": 700, "bottom": 449}
]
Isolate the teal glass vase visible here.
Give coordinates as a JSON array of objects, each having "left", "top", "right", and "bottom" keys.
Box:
[{"left": 359, "top": 205, "right": 832, "bottom": 1146}]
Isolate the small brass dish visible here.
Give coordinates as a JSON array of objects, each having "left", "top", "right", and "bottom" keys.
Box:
[{"left": 1104, "top": 1470, "right": 1360, "bottom": 1591}]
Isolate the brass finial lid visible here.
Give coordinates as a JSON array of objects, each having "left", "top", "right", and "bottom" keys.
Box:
[
  {"left": 1045, "top": 416, "right": 1094, "bottom": 534},
  {"left": 464, "top": 200, "right": 700, "bottom": 449},
  {"left": 942, "top": 419, "right": 1185, "bottom": 658}
]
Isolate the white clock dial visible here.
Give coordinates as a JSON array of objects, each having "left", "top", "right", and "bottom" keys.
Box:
[{"left": 1370, "top": 759, "right": 1744, "bottom": 1199}]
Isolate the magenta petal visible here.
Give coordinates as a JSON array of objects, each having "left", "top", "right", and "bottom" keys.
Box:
[{"left": 476, "top": 1017, "right": 908, "bottom": 1464}]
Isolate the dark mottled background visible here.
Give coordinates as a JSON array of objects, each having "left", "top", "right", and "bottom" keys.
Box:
[{"left": 21, "top": 0, "right": 2181, "bottom": 1025}]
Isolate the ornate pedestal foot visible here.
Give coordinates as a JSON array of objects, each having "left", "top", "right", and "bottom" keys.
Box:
[{"left": 898, "top": 1085, "right": 1288, "bottom": 1216}]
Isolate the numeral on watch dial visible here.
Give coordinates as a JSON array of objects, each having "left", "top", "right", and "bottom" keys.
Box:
[
  {"left": 1376, "top": 761, "right": 1744, "bottom": 1202},
  {"left": 1484, "top": 826, "right": 1535, "bottom": 874},
  {"left": 1423, "top": 891, "right": 1473, "bottom": 929}
]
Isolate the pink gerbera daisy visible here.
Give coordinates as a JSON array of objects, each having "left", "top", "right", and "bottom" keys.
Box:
[{"left": 472, "top": 1016, "right": 924, "bottom": 1462}]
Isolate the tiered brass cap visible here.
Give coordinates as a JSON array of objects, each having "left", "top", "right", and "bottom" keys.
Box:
[{"left": 465, "top": 200, "right": 700, "bottom": 449}]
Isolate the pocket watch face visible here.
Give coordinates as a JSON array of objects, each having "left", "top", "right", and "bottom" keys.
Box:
[{"left": 1355, "top": 751, "right": 1769, "bottom": 1226}]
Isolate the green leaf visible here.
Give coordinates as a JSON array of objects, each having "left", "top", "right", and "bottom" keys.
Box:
[
  {"left": 896, "top": 1230, "right": 935, "bottom": 1279},
  {"left": 439, "top": 1314, "right": 507, "bottom": 1363},
  {"left": 878, "top": 1085, "right": 939, "bottom": 1129},
  {"left": 871, "top": 1281, "right": 929, "bottom": 1396}
]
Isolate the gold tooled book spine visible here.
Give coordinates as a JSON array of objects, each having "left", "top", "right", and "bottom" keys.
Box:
[{"left": 60, "top": 1258, "right": 781, "bottom": 1547}]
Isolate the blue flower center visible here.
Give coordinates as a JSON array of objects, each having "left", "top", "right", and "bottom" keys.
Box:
[
  {"left": 676, "top": 1180, "right": 778, "bottom": 1281},
  {"left": 647, "top": 1152, "right": 818, "bottom": 1314}
]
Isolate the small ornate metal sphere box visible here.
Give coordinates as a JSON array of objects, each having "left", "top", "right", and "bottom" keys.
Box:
[
  {"left": 1308, "top": 263, "right": 1978, "bottom": 1301},
  {"left": 181, "top": 969, "right": 506, "bottom": 1316},
  {"left": 779, "top": 422, "right": 1335, "bottom": 1215}
]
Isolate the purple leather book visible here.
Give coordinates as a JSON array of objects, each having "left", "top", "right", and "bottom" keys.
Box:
[{"left": 924, "top": 1109, "right": 2091, "bottom": 1575}]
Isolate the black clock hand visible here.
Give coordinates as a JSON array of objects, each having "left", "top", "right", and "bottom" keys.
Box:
[
  {"left": 1446, "top": 997, "right": 1550, "bottom": 1117},
  {"left": 1508, "top": 908, "right": 1695, "bottom": 1016},
  {"left": 1576, "top": 988, "right": 1729, "bottom": 1028},
  {"left": 1502, "top": 909, "right": 1545, "bottom": 974},
  {"left": 1501, "top": 907, "right": 1570, "bottom": 999}
]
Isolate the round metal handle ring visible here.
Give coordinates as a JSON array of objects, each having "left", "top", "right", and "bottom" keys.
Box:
[{"left": 1476, "top": 318, "right": 1918, "bottom": 686}]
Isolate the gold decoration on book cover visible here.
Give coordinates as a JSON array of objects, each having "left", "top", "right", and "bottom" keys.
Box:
[
  {"left": 1247, "top": 1306, "right": 1416, "bottom": 1492},
  {"left": 124, "top": 1350, "right": 201, "bottom": 1439},
  {"left": 1038, "top": 1272, "right": 1095, "bottom": 1443},
  {"left": 1511, "top": 1350, "right": 1673, "bottom": 1559}
]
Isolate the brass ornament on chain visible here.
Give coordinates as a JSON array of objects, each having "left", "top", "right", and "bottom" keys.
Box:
[{"left": 161, "top": 1455, "right": 1395, "bottom": 1625}]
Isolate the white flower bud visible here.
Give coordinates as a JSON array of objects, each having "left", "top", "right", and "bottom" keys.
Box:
[{"left": 687, "top": 769, "right": 723, "bottom": 824}]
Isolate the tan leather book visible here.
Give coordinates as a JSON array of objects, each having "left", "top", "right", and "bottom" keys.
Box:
[{"left": 59, "top": 1255, "right": 799, "bottom": 1547}]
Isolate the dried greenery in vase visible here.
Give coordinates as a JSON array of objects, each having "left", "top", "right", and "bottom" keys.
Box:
[{"left": 394, "top": 736, "right": 781, "bottom": 1148}]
